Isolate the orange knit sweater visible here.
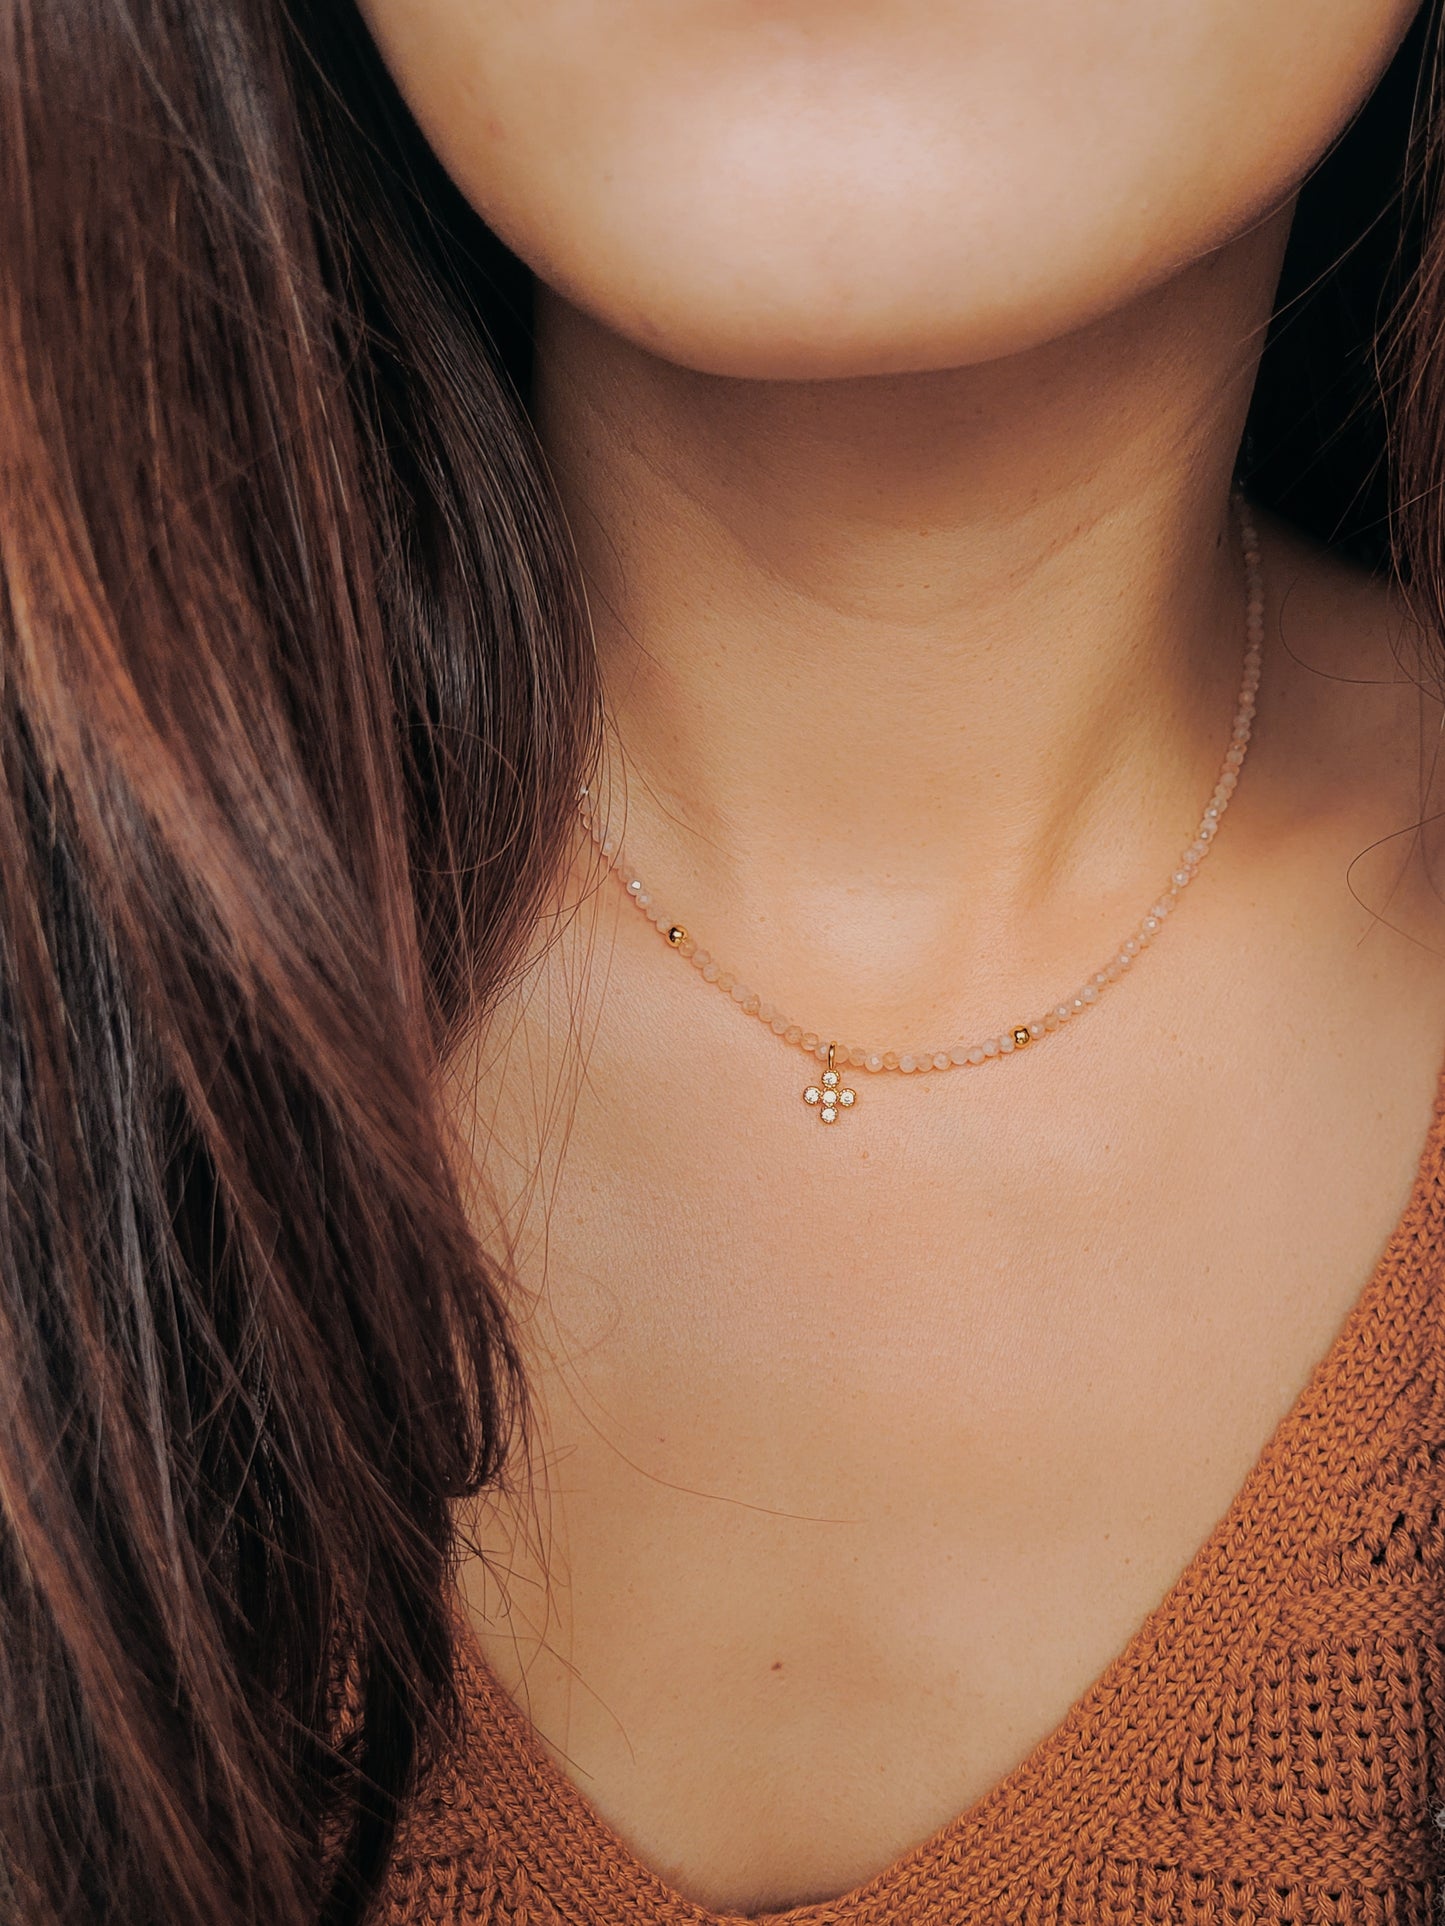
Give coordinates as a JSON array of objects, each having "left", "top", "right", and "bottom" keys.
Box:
[{"left": 379, "top": 1076, "right": 1445, "bottom": 1924}]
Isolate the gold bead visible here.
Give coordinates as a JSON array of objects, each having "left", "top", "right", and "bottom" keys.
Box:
[
  {"left": 666, "top": 925, "right": 688, "bottom": 946},
  {"left": 1011, "top": 1025, "right": 1031, "bottom": 1049}
]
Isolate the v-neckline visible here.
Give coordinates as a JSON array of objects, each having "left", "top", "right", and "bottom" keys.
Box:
[{"left": 447, "top": 1042, "right": 1445, "bottom": 1924}]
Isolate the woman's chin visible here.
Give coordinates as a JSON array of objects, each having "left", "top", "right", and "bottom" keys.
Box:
[{"left": 527, "top": 238, "right": 1157, "bottom": 388}]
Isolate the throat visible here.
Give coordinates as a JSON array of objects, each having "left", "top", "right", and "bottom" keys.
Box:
[{"left": 533, "top": 257, "right": 1273, "bottom": 910}]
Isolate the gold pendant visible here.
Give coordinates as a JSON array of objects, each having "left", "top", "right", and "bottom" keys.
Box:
[{"left": 802, "top": 1042, "right": 856, "bottom": 1125}]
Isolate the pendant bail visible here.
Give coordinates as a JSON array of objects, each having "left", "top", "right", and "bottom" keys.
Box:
[{"left": 826, "top": 1040, "right": 836, "bottom": 1074}]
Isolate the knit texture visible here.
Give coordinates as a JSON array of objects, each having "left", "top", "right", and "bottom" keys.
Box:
[{"left": 378, "top": 1077, "right": 1445, "bottom": 1924}]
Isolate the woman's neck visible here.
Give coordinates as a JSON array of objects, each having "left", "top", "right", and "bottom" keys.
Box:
[{"left": 531, "top": 206, "right": 1293, "bottom": 1015}]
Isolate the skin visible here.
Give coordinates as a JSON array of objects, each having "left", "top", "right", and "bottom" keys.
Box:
[{"left": 361, "top": 0, "right": 1443, "bottom": 1913}]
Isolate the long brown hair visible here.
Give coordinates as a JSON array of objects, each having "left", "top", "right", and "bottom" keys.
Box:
[
  {"left": 0, "top": 1, "right": 592, "bottom": 1920},
  {"left": 0, "top": 3, "right": 1440, "bottom": 1924}
]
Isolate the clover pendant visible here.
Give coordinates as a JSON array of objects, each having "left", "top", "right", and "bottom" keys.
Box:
[{"left": 802, "top": 1043, "right": 856, "bottom": 1125}]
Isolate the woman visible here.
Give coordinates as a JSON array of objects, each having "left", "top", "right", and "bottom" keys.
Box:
[{"left": 4, "top": 0, "right": 1444, "bottom": 1920}]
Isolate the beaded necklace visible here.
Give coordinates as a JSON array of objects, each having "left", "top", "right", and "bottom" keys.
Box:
[{"left": 578, "top": 495, "right": 1263, "bottom": 1125}]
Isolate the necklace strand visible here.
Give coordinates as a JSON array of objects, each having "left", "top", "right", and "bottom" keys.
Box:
[{"left": 579, "top": 493, "right": 1264, "bottom": 1122}]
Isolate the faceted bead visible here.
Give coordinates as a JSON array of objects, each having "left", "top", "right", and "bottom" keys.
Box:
[
  {"left": 702, "top": 963, "right": 720, "bottom": 982},
  {"left": 801, "top": 1032, "right": 819, "bottom": 1053},
  {"left": 933, "top": 1052, "right": 950, "bottom": 1071},
  {"left": 716, "top": 973, "right": 734, "bottom": 994},
  {"left": 883, "top": 1052, "right": 900, "bottom": 1069},
  {"left": 866, "top": 1053, "right": 885, "bottom": 1072},
  {"left": 899, "top": 1055, "right": 917, "bottom": 1073},
  {"left": 950, "top": 1045, "right": 971, "bottom": 1066},
  {"left": 983, "top": 1039, "right": 999, "bottom": 1057},
  {"left": 967, "top": 1047, "right": 985, "bottom": 1064},
  {"left": 784, "top": 1025, "right": 803, "bottom": 1045}
]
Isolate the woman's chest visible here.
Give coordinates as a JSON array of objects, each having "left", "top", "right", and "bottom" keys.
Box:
[{"left": 453, "top": 1001, "right": 1445, "bottom": 1916}]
